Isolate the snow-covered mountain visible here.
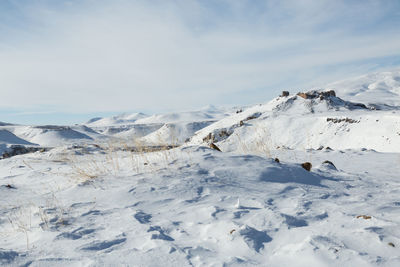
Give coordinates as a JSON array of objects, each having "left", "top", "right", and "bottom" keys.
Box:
[
  {"left": 1, "top": 70, "right": 400, "bottom": 266},
  {"left": 189, "top": 87, "right": 400, "bottom": 153},
  {"left": 326, "top": 69, "right": 400, "bottom": 108},
  {"left": 86, "top": 112, "right": 149, "bottom": 127},
  {"left": 0, "top": 121, "right": 13, "bottom": 126},
  {"left": 84, "top": 105, "right": 235, "bottom": 145}
]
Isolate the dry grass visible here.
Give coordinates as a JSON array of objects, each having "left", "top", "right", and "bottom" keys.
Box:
[
  {"left": 6, "top": 205, "right": 33, "bottom": 250},
  {"left": 63, "top": 135, "right": 183, "bottom": 183}
]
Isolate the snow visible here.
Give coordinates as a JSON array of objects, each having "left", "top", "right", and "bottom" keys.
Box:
[
  {"left": 86, "top": 113, "right": 149, "bottom": 127},
  {"left": 10, "top": 126, "right": 93, "bottom": 147},
  {"left": 1, "top": 70, "right": 400, "bottom": 266},
  {"left": 133, "top": 105, "right": 232, "bottom": 124},
  {"left": 0, "top": 129, "right": 35, "bottom": 146},
  {"left": 326, "top": 69, "right": 400, "bottom": 108},
  {"left": 138, "top": 121, "right": 215, "bottom": 145},
  {"left": 1, "top": 146, "right": 400, "bottom": 266},
  {"left": 189, "top": 91, "right": 400, "bottom": 153}
]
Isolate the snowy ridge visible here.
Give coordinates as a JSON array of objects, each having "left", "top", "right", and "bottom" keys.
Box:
[
  {"left": 139, "top": 121, "right": 215, "bottom": 145},
  {"left": 0, "top": 129, "right": 35, "bottom": 146},
  {"left": 134, "top": 106, "right": 232, "bottom": 124},
  {"left": 86, "top": 113, "right": 149, "bottom": 127},
  {"left": 326, "top": 69, "right": 400, "bottom": 107},
  {"left": 11, "top": 126, "right": 93, "bottom": 147},
  {"left": 0, "top": 129, "right": 37, "bottom": 155},
  {"left": 0, "top": 121, "right": 13, "bottom": 126},
  {"left": 84, "top": 106, "right": 234, "bottom": 145},
  {"left": 189, "top": 89, "right": 400, "bottom": 153}
]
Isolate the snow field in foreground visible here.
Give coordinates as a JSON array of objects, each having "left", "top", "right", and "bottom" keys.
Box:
[{"left": 1, "top": 145, "right": 400, "bottom": 266}]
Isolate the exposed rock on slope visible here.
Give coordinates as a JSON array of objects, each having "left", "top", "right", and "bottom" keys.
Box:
[{"left": 189, "top": 89, "right": 400, "bottom": 153}]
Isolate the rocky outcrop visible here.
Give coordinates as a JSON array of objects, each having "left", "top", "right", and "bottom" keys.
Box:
[
  {"left": 209, "top": 143, "right": 221, "bottom": 152},
  {"left": 281, "top": 91, "right": 290, "bottom": 97},
  {"left": 327, "top": 118, "right": 359, "bottom": 123},
  {"left": 297, "top": 90, "right": 336, "bottom": 99},
  {"left": 202, "top": 128, "right": 234, "bottom": 144},
  {"left": 1, "top": 145, "right": 47, "bottom": 159}
]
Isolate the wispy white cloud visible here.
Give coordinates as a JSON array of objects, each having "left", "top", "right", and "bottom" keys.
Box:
[{"left": 0, "top": 0, "right": 399, "bottom": 115}]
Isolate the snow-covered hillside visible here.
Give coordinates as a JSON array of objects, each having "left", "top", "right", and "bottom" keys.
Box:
[
  {"left": 1, "top": 70, "right": 400, "bottom": 266},
  {"left": 86, "top": 112, "right": 149, "bottom": 127},
  {"left": 0, "top": 106, "right": 233, "bottom": 150},
  {"left": 85, "top": 105, "right": 234, "bottom": 145},
  {"left": 1, "top": 144, "right": 400, "bottom": 266},
  {"left": 189, "top": 88, "right": 400, "bottom": 153},
  {"left": 326, "top": 69, "right": 400, "bottom": 108}
]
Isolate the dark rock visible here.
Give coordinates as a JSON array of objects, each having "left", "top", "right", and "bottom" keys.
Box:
[
  {"left": 353, "top": 103, "right": 367, "bottom": 109},
  {"left": 274, "top": 158, "right": 280, "bottom": 163},
  {"left": 321, "top": 90, "right": 336, "bottom": 97},
  {"left": 244, "top": 112, "right": 262, "bottom": 121},
  {"left": 322, "top": 160, "right": 335, "bottom": 168},
  {"left": 301, "top": 162, "right": 312, "bottom": 171},
  {"left": 327, "top": 118, "right": 359, "bottom": 124},
  {"left": 297, "top": 90, "right": 335, "bottom": 100},
  {"left": 203, "top": 133, "right": 215, "bottom": 143},
  {"left": 5, "top": 184, "right": 16, "bottom": 189},
  {"left": 210, "top": 143, "right": 221, "bottom": 152},
  {"left": 281, "top": 91, "right": 290, "bottom": 97},
  {"left": 218, "top": 130, "right": 230, "bottom": 138},
  {"left": 1, "top": 145, "right": 46, "bottom": 160}
]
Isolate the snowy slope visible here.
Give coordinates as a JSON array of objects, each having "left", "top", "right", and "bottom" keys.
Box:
[
  {"left": 0, "top": 129, "right": 35, "bottom": 146},
  {"left": 11, "top": 126, "right": 93, "bottom": 147},
  {"left": 0, "top": 129, "right": 37, "bottom": 155},
  {"left": 189, "top": 90, "right": 400, "bottom": 153},
  {"left": 139, "top": 121, "right": 215, "bottom": 145},
  {"left": 1, "top": 146, "right": 400, "bottom": 266},
  {"left": 326, "top": 69, "right": 400, "bottom": 108},
  {"left": 86, "top": 113, "right": 149, "bottom": 127},
  {"left": 86, "top": 106, "right": 235, "bottom": 145},
  {"left": 134, "top": 105, "right": 232, "bottom": 124},
  {"left": 1, "top": 70, "right": 400, "bottom": 266}
]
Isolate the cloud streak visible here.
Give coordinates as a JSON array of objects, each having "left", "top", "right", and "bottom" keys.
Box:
[{"left": 0, "top": 0, "right": 400, "bottom": 117}]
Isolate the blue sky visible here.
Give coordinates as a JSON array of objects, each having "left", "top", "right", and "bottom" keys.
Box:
[{"left": 1, "top": 0, "right": 400, "bottom": 125}]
